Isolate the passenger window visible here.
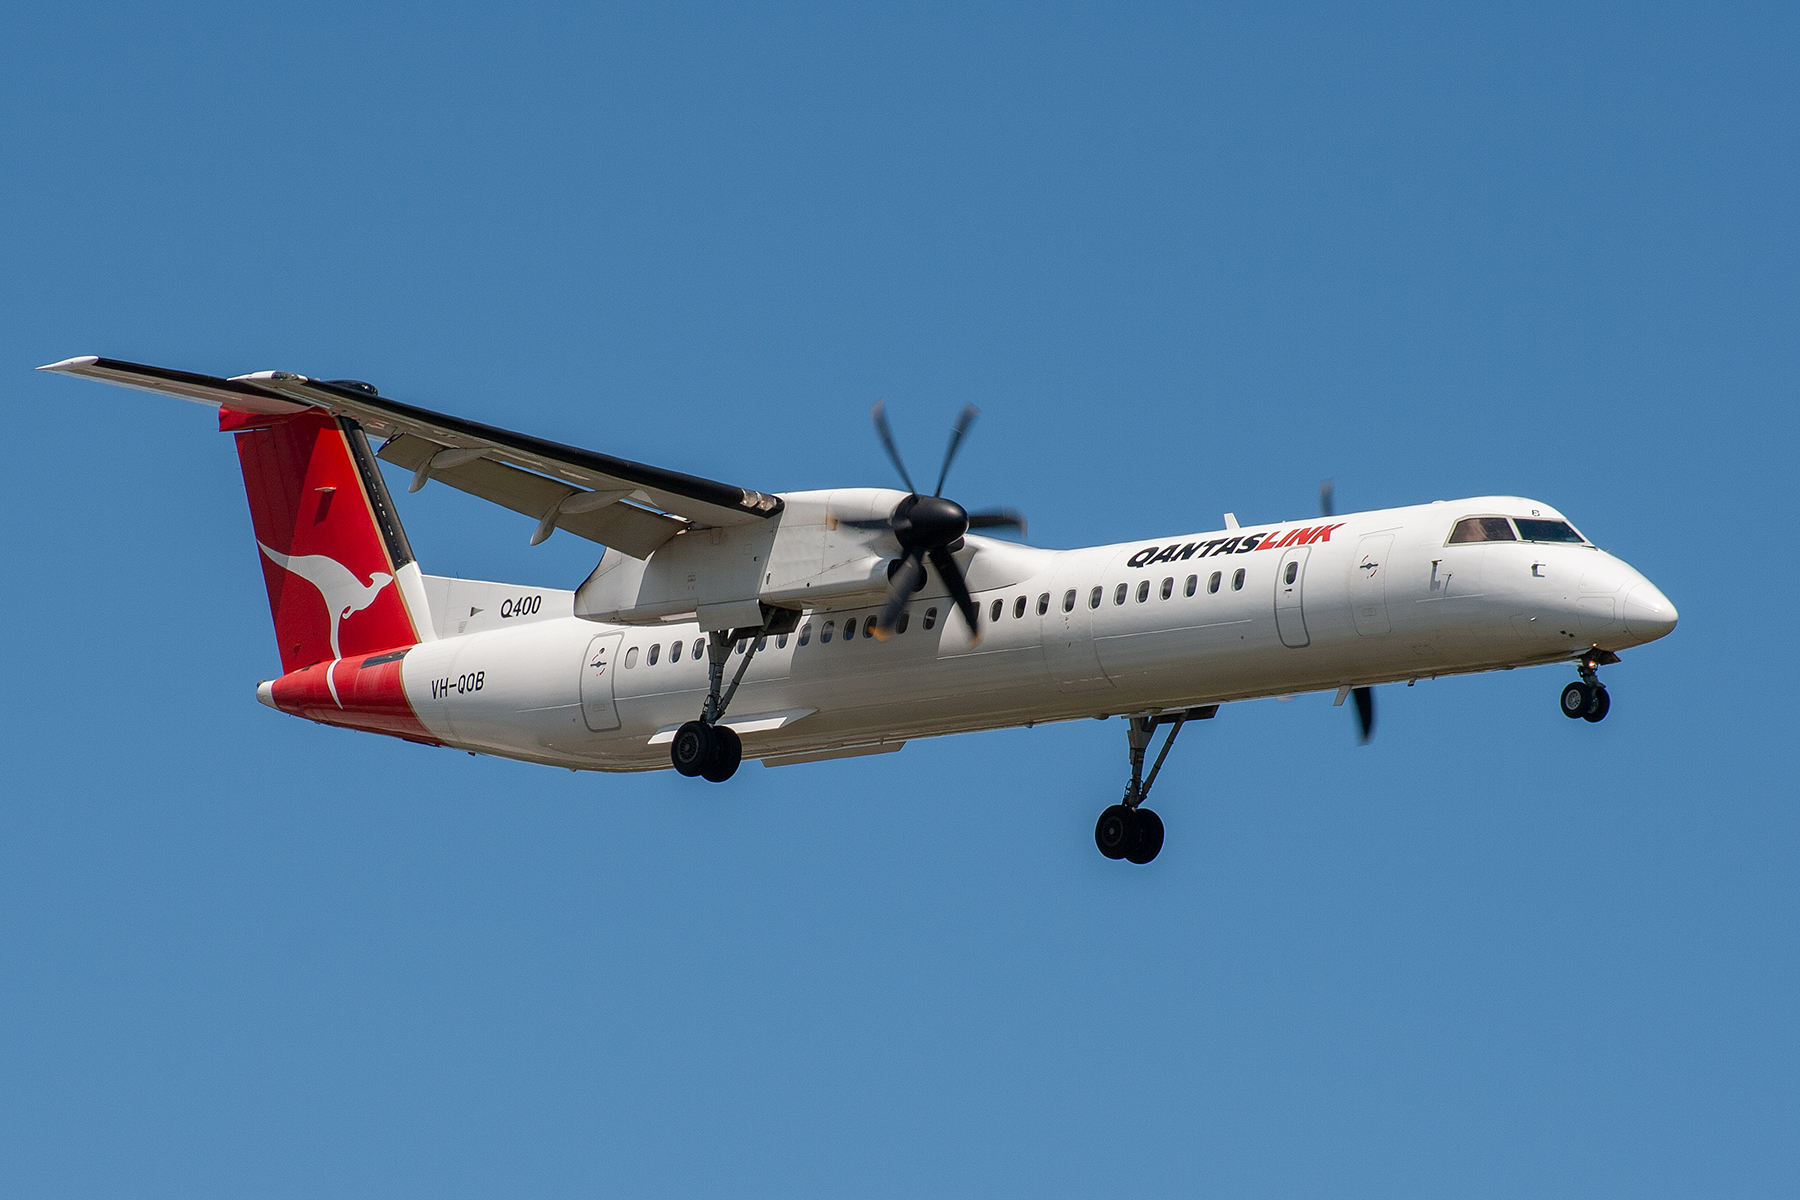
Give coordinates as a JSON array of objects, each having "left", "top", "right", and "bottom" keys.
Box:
[
  {"left": 990, "top": 598, "right": 1003, "bottom": 622},
  {"left": 1014, "top": 596, "right": 1027, "bottom": 619},
  {"left": 1114, "top": 583, "right": 1127, "bottom": 605},
  {"left": 735, "top": 639, "right": 747, "bottom": 655},
  {"left": 844, "top": 618, "right": 857, "bottom": 640},
  {"left": 862, "top": 620, "right": 874, "bottom": 639},
  {"left": 777, "top": 633, "right": 789, "bottom": 649},
  {"left": 821, "top": 620, "right": 834, "bottom": 643},
  {"left": 1448, "top": 516, "right": 1518, "bottom": 543},
  {"left": 624, "top": 646, "right": 638, "bottom": 668},
  {"left": 670, "top": 640, "right": 683, "bottom": 662},
  {"left": 1232, "top": 568, "right": 1245, "bottom": 590},
  {"left": 1037, "top": 593, "right": 1050, "bottom": 616},
  {"left": 1185, "top": 575, "right": 1197, "bottom": 597},
  {"left": 647, "top": 643, "right": 660, "bottom": 666},
  {"left": 1284, "top": 561, "right": 1298, "bottom": 584},
  {"left": 756, "top": 636, "right": 767, "bottom": 650},
  {"left": 799, "top": 623, "right": 811, "bottom": 647},
  {"left": 896, "top": 611, "right": 910, "bottom": 634},
  {"left": 1160, "top": 577, "right": 1173, "bottom": 600},
  {"left": 1089, "top": 586, "right": 1103, "bottom": 609},
  {"left": 1063, "top": 589, "right": 1076, "bottom": 612},
  {"left": 1515, "top": 518, "right": 1584, "bottom": 543},
  {"left": 923, "top": 607, "right": 938, "bottom": 630},
  {"left": 1208, "top": 571, "right": 1221, "bottom": 594},
  {"left": 1136, "top": 580, "right": 1149, "bottom": 603},
  {"left": 693, "top": 638, "right": 705, "bottom": 660}
]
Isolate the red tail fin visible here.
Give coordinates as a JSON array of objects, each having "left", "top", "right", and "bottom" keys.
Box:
[{"left": 222, "top": 406, "right": 429, "bottom": 672}]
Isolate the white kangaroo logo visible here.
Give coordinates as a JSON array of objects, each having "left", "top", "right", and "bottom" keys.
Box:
[{"left": 258, "top": 541, "right": 395, "bottom": 661}]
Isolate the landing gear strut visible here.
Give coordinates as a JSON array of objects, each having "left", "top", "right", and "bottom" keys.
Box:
[
  {"left": 1095, "top": 706, "right": 1215, "bottom": 864},
  {"left": 1559, "top": 647, "right": 1617, "bottom": 724},
  {"left": 671, "top": 614, "right": 783, "bottom": 783}
]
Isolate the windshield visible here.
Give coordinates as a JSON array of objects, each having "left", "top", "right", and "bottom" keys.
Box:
[
  {"left": 1514, "top": 518, "right": 1586, "bottom": 544},
  {"left": 1448, "top": 517, "right": 1516, "bottom": 543}
]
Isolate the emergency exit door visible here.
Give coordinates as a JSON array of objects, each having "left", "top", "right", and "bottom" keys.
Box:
[{"left": 1274, "top": 546, "right": 1311, "bottom": 648}]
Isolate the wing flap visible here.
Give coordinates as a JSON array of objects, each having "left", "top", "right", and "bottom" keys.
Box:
[
  {"left": 376, "top": 433, "right": 684, "bottom": 558},
  {"left": 239, "top": 372, "right": 780, "bottom": 529}
]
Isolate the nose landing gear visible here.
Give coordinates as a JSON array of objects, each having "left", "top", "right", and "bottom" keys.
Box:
[
  {"left": 1559, "top": 647, "right": 1619, "bottom": 723},
  {"left": 1095, "top": 706, "right": 1215, "bottom": 864}
]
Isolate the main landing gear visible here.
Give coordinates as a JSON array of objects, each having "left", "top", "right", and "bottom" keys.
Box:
[
  {"left": 1095, "top": 706, "right": 1216, "bottom": 865},
  {"left": 671, "top": 618, "right": 781, "bottom": 783},
  {"left": 1559, "top": 647, "right": 1619, "bottom": 723}
]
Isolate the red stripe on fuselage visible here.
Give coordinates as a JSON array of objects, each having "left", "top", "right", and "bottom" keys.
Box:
[{"left": 268, "top": 646, "right": 439, "bottom": 744}]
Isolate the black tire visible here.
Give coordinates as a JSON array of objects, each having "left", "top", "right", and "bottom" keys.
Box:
[
  {"left": 1560, "top": 682, "right": 1591, "bottom": 719},
  {"left": 1583, "top": 687, "right": 1611, "bottom": 723},
  {"left": 1125, "top": 808, "right": 1164, "bottom": 864},
  {"left": 671, "top": 721, "right": 715, "bottom": 777},
  {"left": 1095, "top": 804, "right": 1132, "bottom": 860},
  {"left": 701, "top": 725, "right": 742, "bottom": 782}
]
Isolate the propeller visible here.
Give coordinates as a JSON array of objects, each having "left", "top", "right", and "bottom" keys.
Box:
[
  {"left": 1321, "top": 475, "right": 1374, "bottom": 744},
  {"left": 1353, "top": 685, "right": 1374, "bottom": 744},
  {"left": 847, "top": 401, "right": 1027, "bottom": 640}
]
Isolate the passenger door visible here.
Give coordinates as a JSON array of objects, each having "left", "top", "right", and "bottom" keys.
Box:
[
  {"left": 1274, "top": 546, "right": 1311, "bottom": 648},
  {"left": 579, "top": 633, "right": 625, "bottom": 732}
]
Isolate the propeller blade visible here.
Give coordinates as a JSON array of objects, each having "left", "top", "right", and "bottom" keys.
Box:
[
  {"left": 1353, "top": 685, "right": 1374, "bottom": 744},
  {"left": 927, "top": 544, "right": 982, "bottom": 640},
  {"left": 836, "top": 516, "right": 897, "bottom": 531},
  {"left": 965, "top": 507, "right": 1027, "bottom": 537},
  {"left": 872, "top": 552, "right": 926, "bottom": 638},
  {"left": 1320, "top": 478, "right": 1335, "bottom": 518},
  {"left": 871, "top": 400, "right": 916, "bottom": 494},
  {"left": 933, "top": 403, "right": 980, "bottom": 496}
]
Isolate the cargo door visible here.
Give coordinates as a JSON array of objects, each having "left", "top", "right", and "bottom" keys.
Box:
[
  {"left": 1350, "top": 534, "right": 1394, "bottom": 636},
  {"left": 1274, "top": 546, "right": 1312, "bottom": 648},
  {"left": 579, "top": 632, "right": 625, "bottom": 732}
]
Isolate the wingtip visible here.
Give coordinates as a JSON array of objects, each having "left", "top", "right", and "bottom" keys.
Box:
[{"left": 37, "top": 355, "right": 99, "bottom": 372}]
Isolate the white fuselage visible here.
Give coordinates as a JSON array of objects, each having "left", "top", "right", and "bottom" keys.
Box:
[{"left": 350, "top": 496, "right": 1675, "bottom": 772}]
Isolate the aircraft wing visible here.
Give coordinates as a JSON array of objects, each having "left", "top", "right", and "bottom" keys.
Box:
[{"left": 39, "top": 356, "right": 782, "bottom": 558}]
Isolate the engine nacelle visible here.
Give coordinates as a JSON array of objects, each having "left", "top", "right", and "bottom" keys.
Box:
[{"left": 573, "top": 489, "right": 906, "bottom": 630}]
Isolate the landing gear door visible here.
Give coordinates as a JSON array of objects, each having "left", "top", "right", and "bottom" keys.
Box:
[
  {"left": 580, "top": 633, "right": 625, "bottom": 732},
  {"left": 1274, "top": 546, "right": 1311, "bottom": 648}
]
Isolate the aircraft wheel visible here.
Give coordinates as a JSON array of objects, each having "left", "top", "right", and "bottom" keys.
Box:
[
  {"left": 671, "top": 721, "right": 715, "bottom": 777},
  {"left": 1583, "top": 687, "right": 1611, "bottom": 723},
  {"left": 1560, "top": 682, "right": 1592, "bottom": 719},
  {"left": 1125, "top": 808, "right": 1164, "bottom": 865},
  {"left": 1095, "top": 804, "right": 1132, "bottom": 860},
  {"left": 701, "top": 725, "right": 742, "bottom": 782}
]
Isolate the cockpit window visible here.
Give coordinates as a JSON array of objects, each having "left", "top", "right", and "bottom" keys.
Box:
[
  {"left": 1515, "top": 518, "right": 1585, "bottom": 543},
  {"left": 1448, "top": 517, "right": 1517, "bottom": 543}
]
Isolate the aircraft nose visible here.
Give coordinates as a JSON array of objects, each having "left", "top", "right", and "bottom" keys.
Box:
[{"left": 1623, "top": 580, "right": 1678, "bottom": 644}]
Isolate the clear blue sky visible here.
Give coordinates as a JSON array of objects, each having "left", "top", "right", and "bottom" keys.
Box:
[{"left": 3, "top": 3, "right": 1795, "bottom": 1196}]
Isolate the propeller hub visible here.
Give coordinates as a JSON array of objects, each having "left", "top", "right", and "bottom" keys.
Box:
[{"left": 894, "top": 493, "right": 968, "bottom": 550}]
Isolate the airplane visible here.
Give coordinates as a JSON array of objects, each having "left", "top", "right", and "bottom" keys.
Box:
[{"left": 40, "top": 355, "right": 1679, "bottom": 865}]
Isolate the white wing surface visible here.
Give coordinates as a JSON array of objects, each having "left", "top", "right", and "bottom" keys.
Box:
[{"left": 40, "top": 356, "right": 781, "bottom": 558}]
